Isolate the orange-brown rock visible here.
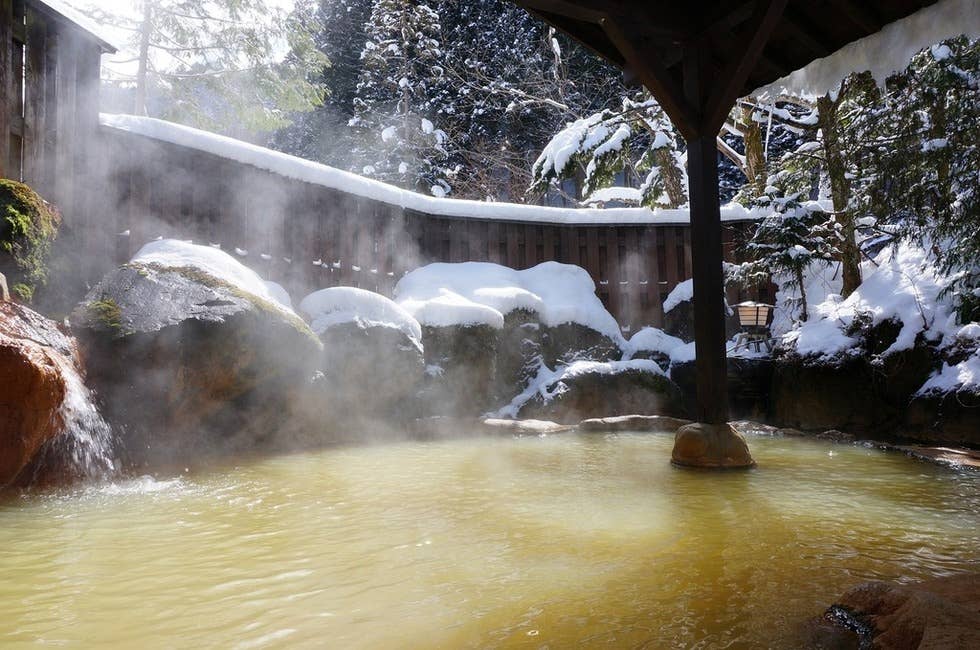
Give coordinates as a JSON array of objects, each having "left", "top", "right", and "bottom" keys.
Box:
[
  {"left": 0, "top": 301, "right": 77, "bottom": 488},
  {"left": 671, "top": 422, "right": 755, "bottom": 469},
  {"left": 826, "top": 573, "right": 980, "bottom": 649}
]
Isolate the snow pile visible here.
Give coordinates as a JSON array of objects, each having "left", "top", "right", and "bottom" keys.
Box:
[
  {"left": 623, "top": 327, "right": 692, "bottom": 363},
  {"left": 299, "top": 286, "right": 422, "bottom": 345},
  {"left": 394, "top": 261, "right": 625, "bottom": 343},
  {"left": 496, "top": 359, "right": 665, "bottom": 419},
  {"left": 770, "top": 261, "right": 843, "bottom": 336},
  {"left": 780, "top": 241, "right": 955, "bottom": 360},
  {"left": 100, "top": 113, "right": 764, "bottom": 227},
  {"left": 132, "top": 239, "right": 290, "bottom": 310},
  {"left": 583, "top": 186, "right": 643, "bottom": 206},
  {"left": 264, "top": 281, "right": 293, "bottom": 308},
  {"left": 755, "top": 0, "right": 980, "bottom": 100},
  {"left": 662, "top": 280, "right": 693, "bottom": 314},
  {"left": 918, "top": 350, "right": 980, "bottom": 395}
]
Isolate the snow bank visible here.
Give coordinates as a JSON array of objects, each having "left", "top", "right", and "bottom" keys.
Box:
[
  {"left": 132, "top": 239, "right": 289, "bottom": 309},
  {"left": 662, "top": 280, "right": 693, "bottom": 314},
  {"left": 754, "top": 0, "right": 980, "bottom": 100},
  {"left": 496, "top": 359, "right": 665, "bottom": 419},
  {"left": 100, "top": 113, "right": 763, "bottom": 227},
  {"left": 781, "top": 241, "right": 954, "bottom": 360},
  {"left": 298, "top": 287, "right": 422, "bottom": 345},
  {"left": 623, "top": 327, "right": 689, "bottom": 361},
  {"left": 264, "top": 281, "right": 292, "bottom": 308},
  {"left": 918, "top": 351, "right": 980, "bottom": 395},
  {"left": 394, "top": 261, "right": 624, "bottom": 343}
]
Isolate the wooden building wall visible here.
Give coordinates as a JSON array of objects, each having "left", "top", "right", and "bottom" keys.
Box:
[
  {"left": 0, "top": 0, "right": 105, "bottom": 250},
  {"left": 95, "top": 128, "right": 763, "bottom": 332}
]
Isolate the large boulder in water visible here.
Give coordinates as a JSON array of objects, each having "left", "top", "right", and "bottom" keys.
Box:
[
  {"left": 0, "top": 301, "right": 74, "bottom": 487},
  {"left": 515, "top": 359, "right": 688, "bottom": 424},
  {"left": 299, "top": 287, "right": 424, "bottom": 424},
  {"left": 70, "top": 240, "right": 321, "bottom": 467}
]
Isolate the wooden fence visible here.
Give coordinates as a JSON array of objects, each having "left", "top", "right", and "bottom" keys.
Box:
[{"left": 93, "top": 126, "right": 764, "bottom": 331}]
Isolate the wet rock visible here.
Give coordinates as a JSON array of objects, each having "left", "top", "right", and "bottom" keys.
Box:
[
  {"left": 671, "top": 422, "right": 755, "bottom": 469},
  {"left": 578, "top": 414, "right": 692, "bottom": 432},
  {"left": 493, "top": 309, "right": 544, "bottom": 407},
  {"left": 0, "top": 301, "right": 75, "bottom": 487},
  {"left": 313, "top": 320, "right": 424, "bottom": 422},
  {"left": 541, "top": 322, "right": 621, "bottom": 367},
  {"left": 517, "top": 363, "right": 687, "bottom": 424},
  {"left": 890, "top": 445, "right": 980, "bottom": 470},
  {"left": 769, "top": 339, "right": 935, "bottom": 435},
  {"left": 419, "top": 323, "right": 498, "bottom": 416},
  {"left": 906, "top": 388, "right": 980, "bottom": 447},
  {"left": 0, "top": 271, "right": 8, "bottom": 302},
  {"left": 70, "top": 262, "right": 322, "bottom": 468},
  {"left": 820, "top": 573, "right": 980, "bottom": 650},
  {"left": 670, "top": 357, "right": 773, "bottom": 421}
]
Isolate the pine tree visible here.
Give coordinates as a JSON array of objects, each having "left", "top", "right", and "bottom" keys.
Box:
[
  {"left": 529, "top": 92, "right": 687, "bottom": 208},
  {"left": 349, "top": 0, "right": 451, "bottom": 194},
  {"left": 270, "top": 0, "right": 373, "bottom": 166},
  {"left": 92, "top": 0, "right": 328, "bottom": 137}
]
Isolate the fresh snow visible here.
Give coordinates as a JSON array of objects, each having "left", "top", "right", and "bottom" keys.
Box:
[
  {"left": 394, "top": 261, "right": 625, "bottom": 343},
  {"left": 264, "top": 281, "right": 292, "bottom": 308},
  {"left": 662, "top": 280, "right": 693, "bottom": 314},
  {"left": 583, "top": 186, "right": 643, "bottom": 206},
  {"left": 781, "top": 241, "right": 955, "bottom": 360},
  {"left": 623, "top": 327, "right": 688, "bottom": 361},
  {"left": 496, "top": 358, "right": 665, "bottom": 419},
  {"left": 132, "top": 239, "right": 290, "bottom": 311},
  {"left": 299, "top": 286, "right": 422, "bottom": 346},
  {"left": 37, "top": 0, "right": 119, "bottom": 51},
  {"left": 100, "top": 114, "right": 763, "bottom": 227},
  {"left": 754, "top": 0, "right": 980, "bottom": 100},
  {"left": 918, "top": 352, "right": 980, "bottom": 395}
]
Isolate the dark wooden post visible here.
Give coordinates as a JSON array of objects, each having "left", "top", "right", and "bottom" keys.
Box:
[{"left": 687, "top": 134, "right": 728, "bottom": 424}]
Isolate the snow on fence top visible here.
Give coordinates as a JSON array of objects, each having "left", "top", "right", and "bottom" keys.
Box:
[
  {"left": 394, "top": 261, "right": 625, "bottom": 343},
  {"left": 754, "top": 0, "right": 980, "bottom": 100},
  {"left": 299, "top": 286, "right": 422, "bottom": 345},
  {"left": 99, "top": 113, "right": 763, "bottom": 227},
  {"left": 132, "top": 239, "right": 291, "bottom": 311}
]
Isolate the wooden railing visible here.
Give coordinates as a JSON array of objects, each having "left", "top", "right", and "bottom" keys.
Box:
[{"left": 92, "top": 125, "right": 762, "bottom": 331}]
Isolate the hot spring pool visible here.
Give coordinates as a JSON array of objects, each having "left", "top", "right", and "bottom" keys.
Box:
[{"left": 1, "top": 431, "right": 978, "bottom": 648}]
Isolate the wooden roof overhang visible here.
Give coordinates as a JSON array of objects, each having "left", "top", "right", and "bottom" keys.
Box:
[
  {"left": 512, "top": 0, "right": 940, "bottom": 139},
  {"left": 511, "top": 0, "right": 943, "bottom": 426}
]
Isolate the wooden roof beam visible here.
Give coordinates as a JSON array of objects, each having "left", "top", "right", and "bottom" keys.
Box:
[
  {"left": 827, "top": 0, "right": 883, "bottom": 34},
  {"left": 602, "top": 17, "right": 701, "bottom": 139},
  {"left": 702, "top": 0, "right": 788, "bottom": 133},
  {"left": 780, "top": 7, "right": 837, "bottom": 58}
]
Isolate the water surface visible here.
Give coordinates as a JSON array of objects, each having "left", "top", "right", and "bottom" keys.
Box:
[{"left": 2, "top": 432, "right": 978, "bottom": 648}]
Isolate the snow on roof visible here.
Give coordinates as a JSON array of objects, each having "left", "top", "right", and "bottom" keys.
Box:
[
  {"left": 394, "top": 261, "right": 625, "bottom": 343},
  {"left": 99, "top": 113, "right": 763, "bottom": 227},
  {"left": 299, "top": 286, "right": 422, "bottom": 346},
  {"left": 754, "top": 0, "right": 980, "bottom": 100},
  {"left": 35, "top": 0, "right": 118, "bottom": 52},
  {"left": 132, "top": 239, "right": 292, "bottom": 313}
]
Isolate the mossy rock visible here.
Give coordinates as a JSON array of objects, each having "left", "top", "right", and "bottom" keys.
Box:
[{"left": 0, "top": 180, "right": 60, "bottom": 303}]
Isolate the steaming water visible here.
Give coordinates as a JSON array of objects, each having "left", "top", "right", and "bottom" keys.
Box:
[{"left": 1, "top": 432, "right": 978, "bottom": 648}]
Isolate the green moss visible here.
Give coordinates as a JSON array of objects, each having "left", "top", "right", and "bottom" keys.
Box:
[
  {"left": 130, "top": 262, "right": 322, "bottom": 349},
  {"left": 11, "top": 282, "right": 33, "bottom": 302},
  {"left": 86, "top": 296, "right": 123, "bottom": 331},
  {"left": 0, "top": 179, "right": 60, "bottom": 303}
]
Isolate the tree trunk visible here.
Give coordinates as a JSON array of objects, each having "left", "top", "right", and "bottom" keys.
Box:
[
  {"left": 657, "top": 147, "right": 687, "bottom": 208},
  {"left": 817, "top": 94, "right": 861, "bottom": 297},
  {"left": 135, "top": 3, "right": 152, "bottom": 116},
  {"left": 740, "top": 105, "right": 767, "bottom": 199}
]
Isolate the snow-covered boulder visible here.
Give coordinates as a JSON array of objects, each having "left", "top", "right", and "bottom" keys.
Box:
[
  {"left": 500, "top": 359, "right": 687, "bottom": 424},
  {"left": 299, "top": 287, "right": 424, "bottom": 420},
  {"left": 394, "top": 261, "right": 625, "bottom": 412},
  {"left": 662, "top": 279, "right": 741, "bottom": 344},
  {"left": 907, "top": 327, "right": 980, "bottom": 445},
  {"left": 70, "top": 240, "right": 322, "bottom": 466},
  {"left": 623, "top": 326, "right": 691, "bottom": 371}
]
